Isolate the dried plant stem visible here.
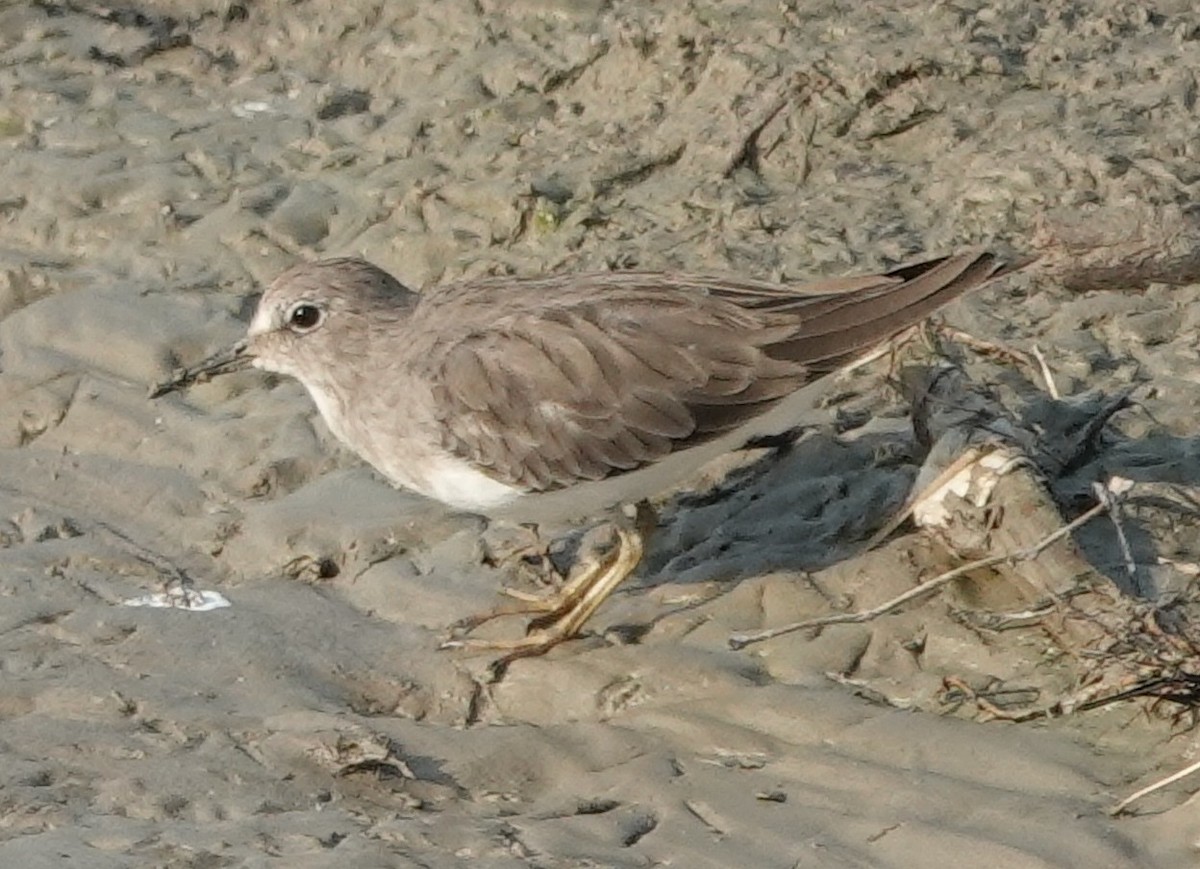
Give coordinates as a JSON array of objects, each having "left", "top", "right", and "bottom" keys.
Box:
[
  {"left": 729, "top": 498, "right": 1109, "bottom": 650},
  {"left": 1112, "top": 758, "right": 1200, "bottom": 816},
  {"left": 1030, "top": 343, "right": 1061, "bottom": 399}
]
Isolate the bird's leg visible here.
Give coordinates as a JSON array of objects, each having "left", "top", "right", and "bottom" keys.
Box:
[
  {"left": 451, "top": 523, "right": 573, "bottom": 636},
  {"left": 446, "top": 522, "right": 628, "bottom": 632},
  {"left": 442, "top": 502, "right": 656, "bottom": 662}
]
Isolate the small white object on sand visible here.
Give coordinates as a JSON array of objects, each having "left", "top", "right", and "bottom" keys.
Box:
[{"left": 122, "top": 589, "right": 232, "bottom": 612}]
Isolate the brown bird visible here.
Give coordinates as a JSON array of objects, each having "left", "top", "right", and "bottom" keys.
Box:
[{"left": 153, "top": 250, "right": 1025, "bottom": 666}]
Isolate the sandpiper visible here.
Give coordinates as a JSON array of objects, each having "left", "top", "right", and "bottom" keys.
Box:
[{"left": 153, "top": 250, "right": 1025, "bottom": 663}]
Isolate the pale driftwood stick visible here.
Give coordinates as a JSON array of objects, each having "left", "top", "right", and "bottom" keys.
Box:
[
  {"left": 1030, "top": 343, "right": 1061, "bottom": 399},
  {"left": 862, "top": 446, "right": 991, "bottom": 550},
  {"left": 922, "top": 457, "right": 1111, "bottom": 618},
  {"left": 899, "top": 361, "right": 1125, "bottom": 606},
  {"left": 729, "top": 497, "right": 1110, "bottom": 650},
  {"left": 1111, "top": 758, "right": 1200, "bottom": 816}
]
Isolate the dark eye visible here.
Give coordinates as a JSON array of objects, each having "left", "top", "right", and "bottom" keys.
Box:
[{"left": 287, "top": 303, "right": 323, "bottom": 332}]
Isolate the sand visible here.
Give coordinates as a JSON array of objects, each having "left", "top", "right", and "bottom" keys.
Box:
[{"left": 2, "top": 0, "right": 1200, "bottom": 866}]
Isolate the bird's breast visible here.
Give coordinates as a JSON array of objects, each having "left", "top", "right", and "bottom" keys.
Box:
[{"left": 303, "top": 380, "right": 523, "bottom": 513}]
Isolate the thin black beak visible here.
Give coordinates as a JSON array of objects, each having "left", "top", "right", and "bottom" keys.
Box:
[{"left": 149, "top": 339, "right": 254, "bottom": 398}]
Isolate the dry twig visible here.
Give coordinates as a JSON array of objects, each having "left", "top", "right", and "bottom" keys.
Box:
[
  {"left": 729, "top": 482, "right": 1126, "bottom": 650},
  {"left": 1111, "top": 758, "right": 1200, "bottom": 816},
  {"left": 1030, "top": 343, "right": 1061, "bottom": 399}
]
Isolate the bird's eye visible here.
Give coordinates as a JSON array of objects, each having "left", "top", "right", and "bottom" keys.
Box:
[{"left": 287, "top": 303, "right": 323, "bottom": 332}]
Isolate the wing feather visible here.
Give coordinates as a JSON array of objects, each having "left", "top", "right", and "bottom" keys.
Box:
[{"left": 423, "top": 250, "right": 1016, "bottom": 490}]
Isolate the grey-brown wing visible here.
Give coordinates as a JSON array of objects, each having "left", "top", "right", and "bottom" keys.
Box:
[
  {"left": 426, "top": 297, "right": 810, "bottom": 491},
  {"left": 426, "top": 249, "right": 1011, "bottom": 491}
]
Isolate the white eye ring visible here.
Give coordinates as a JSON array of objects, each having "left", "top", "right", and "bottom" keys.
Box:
[{"left": 286, "top": 302, "right": 324, "bottom": 333}]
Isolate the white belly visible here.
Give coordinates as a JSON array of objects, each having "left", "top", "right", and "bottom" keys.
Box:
[
  {"left": 413, "top": 454, "right": 523, "bottom": 512},
  {"left": 294, "top": 377, "right": 524, "bottom": 513},
  {"left": 354, "top": 422, "right": 523, "bottom": 512}
]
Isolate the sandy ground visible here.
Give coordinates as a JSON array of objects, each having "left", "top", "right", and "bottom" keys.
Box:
[{"left": 3, "top": 0, "right": 1200, "bottom": 866}]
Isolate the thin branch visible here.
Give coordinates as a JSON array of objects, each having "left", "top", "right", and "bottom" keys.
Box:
[
  {"left": 1111, "top": 758, "right": 1200, "bottom": 816},
  {"left": 729, "top": 496, "right": 1112, "bottom": 650},
  {"left": 1030, "top": 343, "right": 1061, "bottom": 399}
]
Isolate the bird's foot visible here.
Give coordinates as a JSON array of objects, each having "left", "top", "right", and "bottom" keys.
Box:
[{"left": 441, "top": 520, "right": 646, "bottom": 671}]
